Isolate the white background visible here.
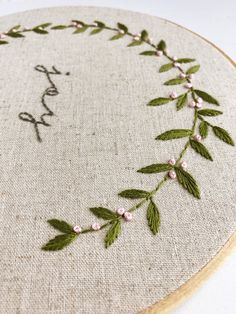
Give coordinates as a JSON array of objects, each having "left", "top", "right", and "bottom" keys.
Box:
[{"left": 0, "top": 1, "right": 235, "bottom": 313}]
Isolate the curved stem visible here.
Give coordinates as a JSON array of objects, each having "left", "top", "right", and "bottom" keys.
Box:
[{"left": 7, "top": 21, "right": 202, "bottom": 237}]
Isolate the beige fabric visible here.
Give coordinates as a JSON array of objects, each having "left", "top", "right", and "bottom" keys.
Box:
[{"left": 0, "top": 7, "right": 235, "bottom": 314}]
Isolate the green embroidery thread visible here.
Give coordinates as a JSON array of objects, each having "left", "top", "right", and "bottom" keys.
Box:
[{"left": 1, "top": 20, "right": 234, "bottom": 251}]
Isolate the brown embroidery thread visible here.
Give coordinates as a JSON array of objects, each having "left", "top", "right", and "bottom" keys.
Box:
[{"left": 18, "top": 65, "right": 70, "bottom": 142}]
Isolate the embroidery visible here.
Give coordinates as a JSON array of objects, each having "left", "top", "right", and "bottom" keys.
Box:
[
  {"left": 1, "top": 21, "right": 234, "bottom": 251},
  {"left": 18, "top": 65, "right": 70, "bottom": 142}
]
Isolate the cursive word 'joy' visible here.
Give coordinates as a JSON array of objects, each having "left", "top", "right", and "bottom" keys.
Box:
[{"left": 18, "top": 65, "right": 70, "bottom": 142}]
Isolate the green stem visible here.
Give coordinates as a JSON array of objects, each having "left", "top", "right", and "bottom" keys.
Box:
[{"left": 8, "top": 21, "right": 201, "bottom": 236}]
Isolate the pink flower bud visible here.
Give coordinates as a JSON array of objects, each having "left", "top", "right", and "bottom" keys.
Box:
[
  {"left": 73, "top": 225, "right": 82, "bottom": 233},
  {"left": 170, "top": 91, "right": 178, "bottom": 99},
  {"left": 168, "top": 170, "right": 176, "bottom": 179},
  {"left": 116, "top": 207, "right": 126, "bottom": 216},
  {"left": 185, "top": 82, "right": 193, "bottom": 89},
  {"left": 180, "top": 161, "right": 187, "bottom": 169},
  {"left": 196, "top": 102, "right": 202, "bottom": 109},
  {"left": 156, "top": 50, "right": 163, "bottom": 57},
  {"left": 91, "top": 222, "right": 101, "bottom": 231},
  {"left": 174, "top": 62, "right": 181, "bottom": 68},
  {"left": 179, "top": 73, "right": 186, "bottom": 79},
  {"left": 194, "top": 134, "right": 202, "bottom": 142},
  {"left": 168, "top": 158, "right": 176, "bottom": 166},
  {"left": 124, "top": 212, "right": 133, "bottom": 221},
  {"left": 188, "top": 100, "right": 196, "bottom": 108}
]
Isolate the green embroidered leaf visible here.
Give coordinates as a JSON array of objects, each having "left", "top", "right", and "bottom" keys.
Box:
[
  {"left": 117, "top": 22, "right": 128, "bottom": 33},
  {"left": 137, "top": 163, "right": 172, "bottom": 174},
  {"left": 140, "top": 50, "right": 156, "bottom": 56},
  {"left": 9, "top": 24, "right": 21, "bottom": 32},
  {"left": 72, "top": 20, "right": 85, "bottom": 26},
  {"left": 110, "top": 33, "right": 124, "bottom": 40},
  {"left": 147, "top": 200, "right": 160, "bottom": 235},
  {"left": 94, "top": 20, "right": 105, "bottom": 28},
  {"left": 0, "top": 40, "right": 8, "bottom": 45},
  {"left": 73, "top": 26, "right": 88, "bottom": 34},
  {"left": 157, "top": 40, "right": 166, "bottom": 51},
  {"left": 51, "top": 25, "right": 68, "bottom": 30},
  {"left": 164, "top": 78, "right": 187, "bottom": 86},
  {"left": 212, "top": 126, "right": 234, "bottom": 146},
  {"left": 156, "top": 129, "right": 192, "bottom": 140},
  {"left": 7, "top": 32, "right": 24, "bottom": 38},
  {"left": 199, "top": 121, "right": 208, "bottom": 139},
  {"left": 176, "top": 58, "right": 195, "bottom": 63},
  {"left": 141, "top": 30, "right": 148, "bottom": 41},
  {"left": 186, "top": 65, "right": 200, "bottom": 74},
  {"left": 147, "top": 97, "right": 171, "bottom": 106},
  {"left": 33, "top": 28, "right": 48, "bottom": 34},
  {"left": 127, "top": 40, "right": 143, "bottom": 47},
  {"left": 119, "top": 189, "right": 150, "bottom": 199},
  {"left": 190, "top": 139, "right": 213, "bottom": 161},
  {"left": 198, "top": 109, "right": 222, "bottom": 116},
  {"left": 175, "top": 167, "right": 200, "bottom": 199},
  {"left": 90, "top": 207, "right": 118, "bottom": 220},
  {"left": 36, "top": 23, "right": 52, "bottom": 29},
  {"left": 159, "top": 63, "right": 173, "bottom": 73},
  {"left": 105, "top": 220, "right": 121, "bottom": 248},
  {"left": 176, "top": 93, "right": 188, "bottom": 111},
  {"left": 42, "top": 234, "right": 77, "bottom": 251},
  {"left": 47, "top": 219, "right": 74, "bottom": 234},
  {"left": 90, "top": 28, "right": 103, "bottom": 35},
  {"left": 194, "top": 90, "right": 219, "bottom": 105}
]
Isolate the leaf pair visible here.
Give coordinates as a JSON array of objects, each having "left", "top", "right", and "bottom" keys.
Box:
[
  {"left": 198, "top": 121, "right": 234, "bottom": 146},
  {"left": 90, "top": 207, "right": 120, "bottom": 248},
  {"left": 42, "top": 219, "right": 77, "bottom": 251},
  {"left": 33, "top": 23, "right": 52, "bottom": 35}
]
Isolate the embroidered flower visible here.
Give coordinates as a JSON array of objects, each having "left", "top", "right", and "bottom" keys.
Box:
[
  {"left": 133, "top": 33, "right": 141, "bottom": 41},
  {"left": 73, "top": 225, "right": 82, "bottom": 233},
  {"left": 188, "top": 100, "right": 196, "bottom": 108},
  {"left": 194, "top": 134, "right": 202, "bottom": 142},
  {"left": 170, "top": 91, "right": 178, "bottom": 99},
  {"left": 168, "top": 170, "right": 176, "bottom": 179},
  {"left": 180, "top": 161, "right": 187, "bottom": 170},
  {"left": 91, "top": 222, "right": 101, "bottom": 231},
  {"left": 184, "top": 82, "right": 193, "bottom": 89},
  {"left": 174, "top": 62, "right": 181, "bottom": 68},
  {"left": 123, "top": 212, "right": 133, "bottom": 221},
  {"left": 179, "top": 72, "right": 186, "bottom": 79},
  {"left": 0, "top": 33, "right": 6, "bottom": 39},
  {"left": 156, "top": 50, "right": 163, "bottom": 57},
  {"left": 116, "top": 207, "right": 126, "bottom": 216},
  {"left": 168, "top": 157, "right": 176, "bottom": 166}
]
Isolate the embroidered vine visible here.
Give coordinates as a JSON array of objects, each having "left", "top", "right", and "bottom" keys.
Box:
[
  {"left": 18, "top": 65, "right": 70, "bottom": 142},
  {"left": 1, "top": 20, "right": 234, "bottom": 251}
]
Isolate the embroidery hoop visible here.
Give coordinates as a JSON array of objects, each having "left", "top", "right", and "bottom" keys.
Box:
[{"left": 0, "top": 7, "right": 235, "bottom": 313}]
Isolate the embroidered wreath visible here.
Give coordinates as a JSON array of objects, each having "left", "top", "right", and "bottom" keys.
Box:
[{"left": 0, "top": 20, "right": 234, "bottom": 251}]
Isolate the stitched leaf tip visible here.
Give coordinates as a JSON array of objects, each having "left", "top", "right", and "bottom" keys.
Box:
[
  {"left": 175, "top": 167, "right": 200, "bottom": 199},
  {"left": 47, "top": 219, "right": 74, "bottom": 234},
  {"left": 147, "top": 97, "right": 171, "bottom": 106},
  {"left": 194, "top": 90, "right": 219, "bottom": 105},
  {"left": 90, "top": 207, "right": 118, "bottom": 220},
  {"left": 138, "top": 163, "right": 172, "bottom": 174},
  {"left": 147, "top": 200, "right": 160, "bottom": 235},
  {"left": 212, "top": 126, "right": 234, "bottom": 146},
  {"left": 104, "top": 220, "right": 121, "bottom": 248},
  {"left": 190, "top": 139, "right": 213, "bottom": 161},
  {"left": 156, "top": 129, "right": 192, "bottom": 140},
  {"left": 42, "top": 234, "right": 77, "bottom": 251},
  {"left": 118, "top": 189, "right": 150, "bottom": 199}
]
